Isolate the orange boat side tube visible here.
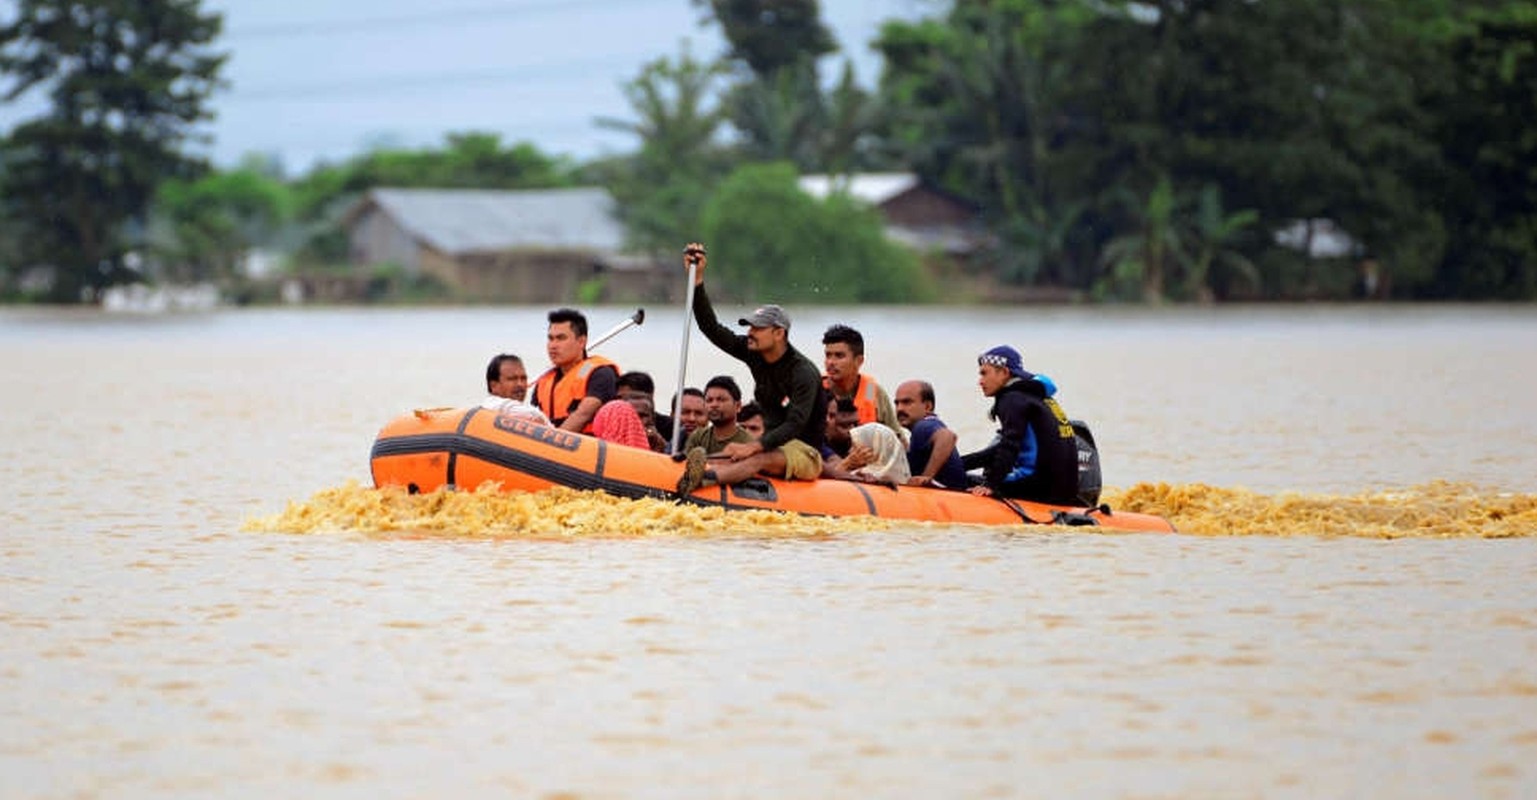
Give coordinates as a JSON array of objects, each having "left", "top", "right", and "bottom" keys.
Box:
[{"left": 370, "top": 407, "right": 1176, "bottom": 533}]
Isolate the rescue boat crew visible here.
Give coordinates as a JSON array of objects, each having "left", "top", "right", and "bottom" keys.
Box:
[
  {"left": 821, "top": 324, "right": 905, "bottom": 444},
  {"left": 531, "top": 307, "right": 620, "bottom": 434}
]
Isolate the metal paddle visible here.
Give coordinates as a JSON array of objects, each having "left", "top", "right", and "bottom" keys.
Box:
[
  {"left": 588, "top": 307, "right": 645, "bottom": 351},
  {"left": 670, "top": 245, "right": 703, "bottom": 454}
]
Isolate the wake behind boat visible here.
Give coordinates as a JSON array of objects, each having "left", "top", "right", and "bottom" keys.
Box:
[{"left": 371, "top": 406, "right": 1177, "bottom": 533}]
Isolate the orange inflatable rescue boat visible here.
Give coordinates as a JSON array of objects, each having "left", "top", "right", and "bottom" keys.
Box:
[{"left": 371, "top": 407, "right": 1176, "bottom": 533}]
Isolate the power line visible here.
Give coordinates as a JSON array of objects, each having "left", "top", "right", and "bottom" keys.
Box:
[
  {"left": 224, "top": 52, "right": 640, "bottom": 101},
  {"left": 225, "top": 0, "right": 688, "bottom": 41},
  {"left": 229, "top": 119, "right": 617, "bottom": 147},
  {"left": 197, "top": 119, "right": 634, "bottom": 169},
  {"left": 197, "top": 118, "right": 623, "bottom": 155}
]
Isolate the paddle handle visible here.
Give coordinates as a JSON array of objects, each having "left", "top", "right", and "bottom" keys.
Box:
[
  {"left": 669, "top": 261, "right": 699, "bottom": 454},
  {"left": 588, "top": 307, "right": 644, "bottom": 351}
]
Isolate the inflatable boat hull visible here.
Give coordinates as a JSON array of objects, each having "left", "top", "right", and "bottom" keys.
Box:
[{"left": 370, "top": 407, "right": 1176, "bottom": 533}]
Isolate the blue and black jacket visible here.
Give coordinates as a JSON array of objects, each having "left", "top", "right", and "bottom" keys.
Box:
[{"left": 962, "top": 375, "right": 1080, "bottom": 505}]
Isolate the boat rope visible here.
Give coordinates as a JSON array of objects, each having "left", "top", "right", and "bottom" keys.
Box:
[
  {"left": 997, "top": 496, "right": 1105, "bottom": 527},
  {"left": 997, "top": 497, "right": 1044, "bottom": 525}
]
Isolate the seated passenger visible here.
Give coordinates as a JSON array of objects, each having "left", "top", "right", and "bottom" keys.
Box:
[
  {"left": 962, "top": 345, "right": 1079, "bottom": 505},
  {"left": 819, "top": 398, "right": 891, "bottom": 485},
  {"left": 617, "top": 371, "right": 673, "bottom": 445},
  {"left": 684, "top": 375, "right": 753, "bottom": 455},
  {"left": 736, "top": 401, "right": 765, "bottom": 440},
  {"left": 480, "top": 353, "right": 550, "bottom": 424},
  {"left": 626, "top": 395, "right": 669, "bottom": 453},
  {"left": 820, "top": 397, "right": 860, "bottom": 466},
  {"left": 893, "top": 379, "right": 967, "bottom": 488},
  {"left": 846, "top": 423, "right": 911, "bottom": 485},
  {"left": 821, "top": 323, "right": 906, "bottom": 444},
  {"left": 591, "top": 398, "right": 650, "bottom": 449},
  {"left": 673, "top": 387, "right": 708, "bottom": 444}
]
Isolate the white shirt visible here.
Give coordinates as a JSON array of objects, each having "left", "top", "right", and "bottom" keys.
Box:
[{"left": 479, "top": 396, "right": 551, "bottom": 425}]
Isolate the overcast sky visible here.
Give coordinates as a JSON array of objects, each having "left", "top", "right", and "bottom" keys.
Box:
[{"left": 1, "top": 0, "right": 930, "bottom": 175}]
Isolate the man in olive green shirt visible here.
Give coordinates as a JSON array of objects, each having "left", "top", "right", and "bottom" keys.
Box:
[{"left": 684, "top": 375, "right": 754, "bottom": 455}]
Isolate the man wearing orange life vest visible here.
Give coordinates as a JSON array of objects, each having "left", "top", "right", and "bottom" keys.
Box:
[
  {"left": 821, "top": 324, "right": 906, "bottom": 444},
  {"left": 531, "top": 307, "right": 620, "bottom": 434}
]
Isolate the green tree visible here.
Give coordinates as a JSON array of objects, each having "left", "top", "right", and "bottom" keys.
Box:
[
  {"left": 0, "top": 189, "right": 22, "bottom": 296},
  {"left": 1077, "top": 0, "right": 1455, "bottom": 295},
  {"left": 723, "top": 57, "right": 888, "bottom": 175},
  {"left": 692, "top": 0, "right": 836, "bottom": 79},
  {"left": 699, "top": 161, "right": 932, "bottom": 303},
  {"left": 1427, "top": 2, "right": 1537, "bottom": 298},
  {"left": 289, "top": 132, "right": 573, "bottom": 222},
  {"left": 1097, "top": 177, "right": 1260, "bottom": 303},
  {"left": 0, "top": 0, "right": 226, "bottom": 302},
  {"left": 874, "top": 2, "right": 1094, "bottom": 285},
  {"left": 596, "top": 43, "right": 732, "bottom": 258},
  {"left": 990, "top": 199, "right": 1088, "bottom": 288},
  {"left": 695, "top": 0, "right": 887, "bottom": 176},
  {"left": 873, "top": 0, "right": 1489, "bottom": 300},
  {"left": 152, "top": 165, "right": 292, "bottom": 282},
  {"left": 1098, "top": 176, "right": 1186, "bottom": 302},
  {"left": 1182, "top": 184, "right": 1260, "bottom": 303},
  {"left": 724, "top": 60, "right": 825, "bottom": 169},
  {"left": 819, "top": 60, "right": 887, "bottom": 176},
  {"left": 0, "top": 157, "right": 18, "bottom": 292}
]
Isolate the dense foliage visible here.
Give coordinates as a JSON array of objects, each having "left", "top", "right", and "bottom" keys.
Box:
[
  {"left": 0, "top": 0, "right": 225, "bottom": 301},
  {"left": 692, "top": 0, "right": 836, "bottom": 79},
  {"left": 2, "top": 0, "right": 1533, "bottom": 302},
  {"left": 699, "top": 162, "right": 933, "bottom": 303},
  {"left": 153, "top": 157, "right": 291, "bottom": 282},
  {"left": 869, "top": 0, "right": 1536, "bottom": 300},
  {"left": 593, "top": 44, "right": 732, "bottom": 261}
]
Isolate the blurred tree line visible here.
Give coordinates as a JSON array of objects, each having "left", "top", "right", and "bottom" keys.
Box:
[
  {"left": 1, "top": 0, "right": 1532, "bottom": 303},
  {"left": 871, "top": 0, "right": 1534, "bottom": 301}
]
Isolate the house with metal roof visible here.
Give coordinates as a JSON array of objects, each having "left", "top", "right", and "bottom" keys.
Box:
[
  {"left": 796, "top": 173, "right": 987, "bottom": 255},
  {"left": 340, "top": 187, "right": 665, "bottom": 303}
]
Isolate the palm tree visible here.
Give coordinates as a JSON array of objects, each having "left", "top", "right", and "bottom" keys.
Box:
[
  {"left": 595, "top": 42, "right": 731, "bottom": 257},
  {"left": 818, "top": 60, "right": 885, "bottom": 176},
  {"left": 595, "top": 42, "right": 729, "bottom": 165},
  {"left": 1181, "top": 184, "right": 1259, "bottom": 303},
  {"left": 1100, "top": 178, "right": 1259, "bottom": 302},
  {"left": 723, "top": 59, "right": 824, "bottom": 169},
  {"left": 1099, "top": 176, "right": 1186, "bottom": 302}
]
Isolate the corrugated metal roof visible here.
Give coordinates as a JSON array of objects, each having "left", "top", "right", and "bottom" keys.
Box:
[
  {"left": 360, "top": 187, "right": 625, "bottom": 254},
  {"left": 798, "top": 173, "right": 920, "bottom": 205}
]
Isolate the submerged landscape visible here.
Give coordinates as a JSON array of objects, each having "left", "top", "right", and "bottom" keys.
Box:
[{"left": 3, "top": 0, "right": 1534, "bottom": 797}]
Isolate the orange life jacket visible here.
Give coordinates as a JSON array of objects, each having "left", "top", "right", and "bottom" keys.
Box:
[
  {"left": 823, "top": 373, "right": 881, "bottom": 426},
  {"left": 533, "top": 355, "right": 619, "bottom": 434}
]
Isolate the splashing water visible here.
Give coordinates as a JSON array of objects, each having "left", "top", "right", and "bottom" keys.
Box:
[
  {"left": 245, "top": 480, "right": 1537, "bottom": 539},
  {"left": 1110, "top": 480, "right": 1537, "bottom": 538},
  {"left": 243, "top": 481, "right": 891, "bottom": 539}
]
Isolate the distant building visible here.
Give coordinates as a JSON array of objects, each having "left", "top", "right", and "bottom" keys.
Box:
[
  {"left": 797, "top": 172, "right": 987, "bottom": 255},
  {"left": 239, "top": 247, "right": 283, "bottom": 280},
  {"left": 339, "top": 187, "right": 665, "bottom": 302},
  {"left": 1273, "top": 218, "right": 1360, "bottom": 258}
]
